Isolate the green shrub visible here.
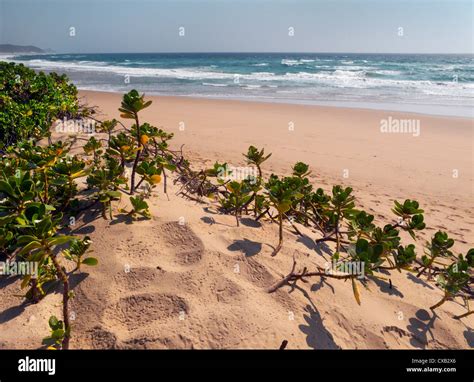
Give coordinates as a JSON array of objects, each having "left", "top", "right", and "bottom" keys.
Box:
[{"left": 0, "top": 62, "right": 84, "bottom": 147}]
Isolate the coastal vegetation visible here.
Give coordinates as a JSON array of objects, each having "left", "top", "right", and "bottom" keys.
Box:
[
  {"left": 0, "top": 63, "right": 472, "bottom": 349},
  {"left": 0, "top": 62, "right": 90, "bottom": 148}
]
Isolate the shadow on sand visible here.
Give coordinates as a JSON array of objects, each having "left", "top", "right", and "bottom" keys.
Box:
[
  {"left": 406, "top": 272, "right": 434, "bottom": 290},
  {"left": 228, "top": 239, "right": 263, "bottom": 257},
  {"left": 287, "top": 283, "right": 340, "bottom": 349},
  {"left": 371, "top": 277, "right": 404, "bottom": 298},
  {"left": 406, "top": 308, "right": 437, "bottom": 348},
  {"left": 0, "top": 302, "right": 28, "bottom": 324},
  {"left": 299, "top": 303, "right": 340, "bottom": 349},
  {"left": 239, "top": 217, "right": 262, "bottom": 228},
  {"left": 464, "top": 328, "right": 473, "bottom": 348}
]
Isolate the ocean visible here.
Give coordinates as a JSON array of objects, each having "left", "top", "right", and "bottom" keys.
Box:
[{"left": 3, "top": 52, "right": 474, "bottom": 117}]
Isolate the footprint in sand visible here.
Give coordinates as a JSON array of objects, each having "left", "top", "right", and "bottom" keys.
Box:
[
  {"left": 119, "top": 334, "right": 194, "bottom": 349},
  {"left": 82, "top": 326, "right": 118, "bottom": 349},
  {"left": 105, "top": 293, "right": 189, "bottom": 331},
  {"left": 213, "top": 277, "right": 245, "bottom": 304},
  {"left": 116, "top": 239, "right": 152, "bottom": 261},
  {"left": 236, "top": 257, "right": 275, "bottom": 288},
  {"left": 155, "top": 221, "right": 205, "bottom": 266},
  {"left": 113, "top": 266, "right": 164, "bottom": 291}
]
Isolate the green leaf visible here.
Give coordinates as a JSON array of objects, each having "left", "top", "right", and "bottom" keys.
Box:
[
  {"left": 70, "top": 169, "right": 88, "bottom": 179},
  {"left": 99, "top": 195, "right": 110, "bottom": 203},
  {"left": 48, "top": 236, "right": 76, "bottom": 246},
  {"left": 0, "top": 215, "right": 16, "bottom": 227},
  {"left": 17, "top": 235, "right": 39, "bottom": 244},
  {"left": 276, "top": 201, "right": 291, "bottom": 214},
  {"left": 48, "top": 316, "right": 59, "bottom": 329},
  {"left": 0, "top": 180, "right": 14, "bottom": 196},
  {"left": 20, "top": 275, "right": 31, "bottom": 289},
  {"left": 81, "top": 257, "right": 98, "bottom": 266},
  {"left": 106, "top": 190, "right": 122, "bottom": 199},
  {"left": 51, "top": 329, "right": 65, "bottom": 340},
  {"left": 18, "top": 241, "right": 42, "bottom": 256}
]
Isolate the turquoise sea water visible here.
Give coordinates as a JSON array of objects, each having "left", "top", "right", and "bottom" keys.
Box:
[{"left": 3, "top": 53, "right": 473, "bottom": 116}]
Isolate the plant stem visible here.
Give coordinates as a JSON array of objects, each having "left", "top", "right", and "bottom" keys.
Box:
[
  {"left": 283, "top": 213, "right": 303, "bottom": 236},
  {"left": 267, "top": 258, "right": 356, "bottom": 293},
  {"left": 101, "top": 202, "right": 108, "bottom": 220},
  {"left": 130, "top": 114, "right": 141, "bottom": 194},
  {"left": 30, "top": 278, "right": 42, "bottom": 303},
  {"left": 453, "top": 310, "right": 473, "bottom": 320},
  {"left": 135, "top": 177, "right": 145, "bottom": 190},
  {"left": 49, "top": 253, "right": 71, "bottom": 350},
  {"left": 417, "top": 256, "right": 435, "bottom": 278},
  {"left": 430, "top": 292, "right": 449, "bottom": 310},
  {"left": 335, "top": 207, "right": 341, "bottom": 253},
  {"left": 271, "top": 213, "right": 283, "bottom": 257},
  {"left": 43, "top": 169, "right": 49, "bottom": 204},
  {"left": 163, "top": 168, "right": 168, "bottom": 195},
  {"left": 291, "top": 209, "right": 324, "bottom": 232},
  {"left": 278, "top": 213, "right": 283, "bottom": 243}
]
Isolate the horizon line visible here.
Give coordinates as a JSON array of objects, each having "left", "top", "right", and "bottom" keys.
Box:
[
  {"left": 43, "top": 51, "right": 474, "bottom": 55},
  {"left": 2, "top": 44, "right": 473, "bottom": 55}
]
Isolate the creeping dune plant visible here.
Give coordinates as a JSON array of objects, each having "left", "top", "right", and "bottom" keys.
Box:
[{"left": 209, "top": 146, "right": 472, "bottom": 314}]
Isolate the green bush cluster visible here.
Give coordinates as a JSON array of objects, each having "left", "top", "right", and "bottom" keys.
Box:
[
  {"left": 0, "top": 141, "right": 98, "bottom": 349},
  {"left": 1, "top": 87, "right": 179, "bottom": 348},
  {"left": 170, "top": 123, "right": 472, "bottom": 317},
  {"left": 201, "top": 145, "right": 473, "bottom": 317},
  {"left": 0, "top": 62, "right": 85, "bottom": 148}
]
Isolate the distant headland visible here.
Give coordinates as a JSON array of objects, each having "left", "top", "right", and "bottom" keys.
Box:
[{"left": 0, "top": 44, "right": 51, "bottom": 54}]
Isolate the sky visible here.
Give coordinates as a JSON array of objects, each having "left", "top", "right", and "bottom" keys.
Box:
[{"left": 0, "top": 0, "right": 472, "bottom": 54}]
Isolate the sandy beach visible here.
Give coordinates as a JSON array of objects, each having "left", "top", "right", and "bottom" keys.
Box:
[
  {"left": 1, "top": 91, "right": 472, "bottom": 349},
  {"left": 83, "top": 90, "right": 473, "bottom": 219}
]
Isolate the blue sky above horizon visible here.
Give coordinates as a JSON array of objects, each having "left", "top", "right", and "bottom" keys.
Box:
[{"left": 0, "top": 0, "right": 472, "bottom": 54}]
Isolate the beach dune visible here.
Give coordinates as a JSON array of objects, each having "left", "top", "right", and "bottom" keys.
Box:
[{"left": 1, "top": 91, "right": 472, "bottom": 349}]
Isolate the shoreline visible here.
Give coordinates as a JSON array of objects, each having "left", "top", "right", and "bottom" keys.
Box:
[{"left": 3, "top": 52, "right": 473, "bottom": 119}]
